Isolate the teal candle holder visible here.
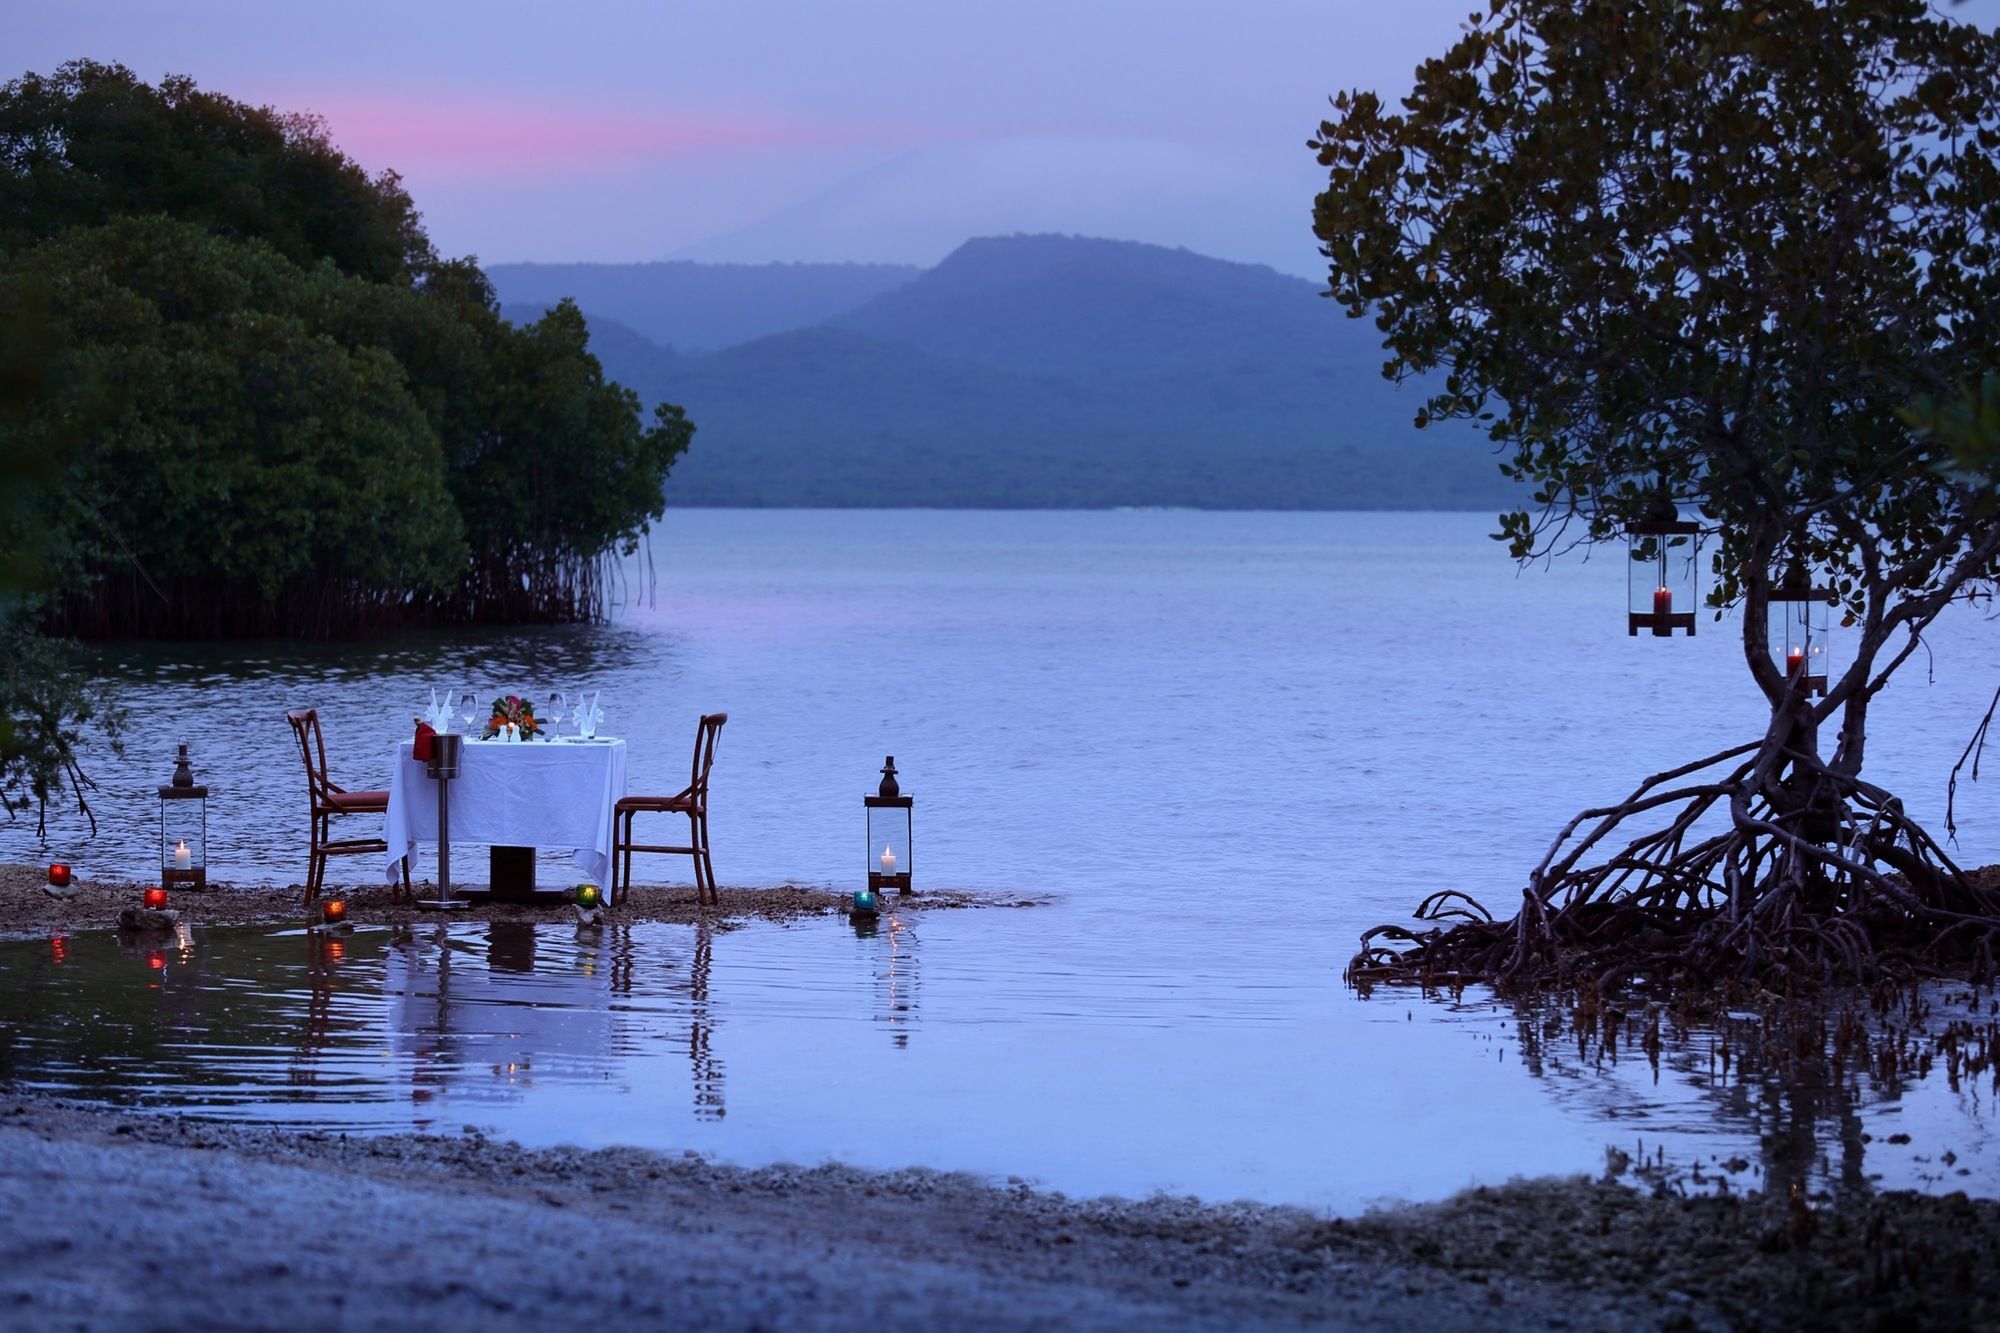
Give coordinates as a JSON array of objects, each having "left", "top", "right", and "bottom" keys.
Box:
[{"left": 851, "top": 889, "right": 879, "bottom": 915}]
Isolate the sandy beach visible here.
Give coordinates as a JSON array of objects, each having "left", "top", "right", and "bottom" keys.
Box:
[{"left": 4, "top": 1096, "right": 1998, "bottom": 1331}]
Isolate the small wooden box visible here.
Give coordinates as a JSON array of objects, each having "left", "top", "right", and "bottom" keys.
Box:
[{"left": 490, "top": 845, "right": 537, "bottom": 897}]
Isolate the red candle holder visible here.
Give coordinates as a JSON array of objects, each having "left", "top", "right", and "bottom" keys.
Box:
[
  {"left": 321, "top": 898, "right": 348, "bottom": 925},
  {"left": 48, "top": 864, "right": 72, "bottom": 888},
  {"left": 143, "top": 887, "right": 168, "bottom": 911}
]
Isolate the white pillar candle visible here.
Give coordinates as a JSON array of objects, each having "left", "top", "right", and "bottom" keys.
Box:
[
  {"left": 880, "top": 845, "right": 897, "bottom": 876},
  {"left": 173, "top": 840, "right": 191, "bottom": 870}
]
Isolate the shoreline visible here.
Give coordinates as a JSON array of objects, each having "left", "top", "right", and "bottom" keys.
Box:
[
  {"left": 5, "top": 1096, "right": 1999, "bottom": 1329},
  {"left": 0, "top": 862, "right": 1015, "bottom": 939}
]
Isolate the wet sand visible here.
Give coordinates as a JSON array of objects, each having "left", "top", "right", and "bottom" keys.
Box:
[
  {"left": 6, "top": 1097, "right": 1999, "bottom": 1330},
  {"left": 0, "top": 862, "right": 1010, "bottom": 939}
]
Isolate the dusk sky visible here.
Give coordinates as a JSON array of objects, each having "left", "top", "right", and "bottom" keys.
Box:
[{"left": 4, "top": 0, "right": 1506, "bottom": 277}]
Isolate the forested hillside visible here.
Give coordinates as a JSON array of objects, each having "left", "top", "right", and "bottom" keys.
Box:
[{"left": 503, "top": 235, "right": 1517, "bottom": 509}]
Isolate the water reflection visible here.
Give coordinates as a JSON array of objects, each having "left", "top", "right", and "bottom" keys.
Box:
[
  {"left": 6, "top": 918, "right": 1999, "bottom": 1209},
  {"left": 1477, "top": 987, "right": 2000, "bottom": 1199}
]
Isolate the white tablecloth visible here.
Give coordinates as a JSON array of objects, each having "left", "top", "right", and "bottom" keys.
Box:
[{"left": 384, "top": 738, "right": 628, "bottom": 889}]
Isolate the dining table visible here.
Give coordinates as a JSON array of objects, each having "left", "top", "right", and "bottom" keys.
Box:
[{"left": 383, "top": 736, "right": 629, "bottom": 894}]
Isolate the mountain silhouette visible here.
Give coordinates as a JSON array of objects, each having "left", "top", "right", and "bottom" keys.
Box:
[{"left": 495, "top": 234, "right": 1517, "bottom": 509}]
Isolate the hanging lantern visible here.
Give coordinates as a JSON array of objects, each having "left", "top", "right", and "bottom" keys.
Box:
[
  {"left": 1626, "top": 488, "right": 1700, "bottom": 637},
  {"left": 1767, "top": 557, "right": 1833, "bottom": 696},
  {"left": 159, "top": 742, "right": 208, "bottom": 892},
  {"left": 866, "top": 756, "right": 913, "bottom": 896}
]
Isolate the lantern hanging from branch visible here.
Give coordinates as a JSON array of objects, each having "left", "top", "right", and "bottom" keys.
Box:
[
  {"left": 159, "top": 742, "right": 208, "bottom": 891},
  {"left": 1626, "top": 488, "right": 1700, "bottom": 637},
  {"left": 1767, "top": 556, "right": 1833, "bottom": 697},
  {"left": 866, "top": 757, "right": 913, "bottom": 896}
]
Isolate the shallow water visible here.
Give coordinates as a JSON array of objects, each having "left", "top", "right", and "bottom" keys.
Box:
[{"left": 3, "top": 510, "right": 1997, "bottom": 1208}]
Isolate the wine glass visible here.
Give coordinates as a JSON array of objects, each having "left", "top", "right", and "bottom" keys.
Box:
[
  {"left": 459, "top": 691, "right": 479, "bottom": 735},
  {"left": 547, "top": 691, "right": 567, "bottom": 740}
]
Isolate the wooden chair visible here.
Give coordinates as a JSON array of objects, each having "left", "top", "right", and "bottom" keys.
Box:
[
  {"left": 612, "top": 713, "right": 726, "bottom": 906},
  {"left": 287, "top": 708, "right": 410, "bottom": 905}
]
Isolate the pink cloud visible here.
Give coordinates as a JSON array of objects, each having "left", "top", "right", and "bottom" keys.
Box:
[{"left": 284, "top": 93, "right": 874, "bottom": 179}]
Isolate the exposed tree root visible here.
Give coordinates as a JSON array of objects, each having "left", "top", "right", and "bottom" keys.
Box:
[{"left": 1349, "top": 734, "right": 2000, "bottom": 994}]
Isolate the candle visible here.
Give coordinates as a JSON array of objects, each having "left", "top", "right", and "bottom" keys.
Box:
[
  {"left": 880, "top": 845, "right": 897, "bottom": 877},
  {"left": 143, "top": 887, "right": 168, "bottom": 910},
  {"left": 173, "top": 840, "right": 191, "bottom": 871},
  {"left": 575, "top": 884, "right": 603, "bottom": 910},
  {"left": 47, "top": 863, "right": 71, "bottom": 888},
  {"left": 321, "top": 898, "right": 348, "bottom": 924},
  {"left": 1653, "top": 586, "right": 1673, "bottom": 618},
  {"left": 853, "top": 888, "right": 879, "bottom": 914}
]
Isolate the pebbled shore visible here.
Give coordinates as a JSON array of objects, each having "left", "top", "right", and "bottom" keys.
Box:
[
  {"left": 0, "top": 862, "right": 1013, "bottom": 939},
  {"left": 5, "top": 1097, "right": 2000, "bottom": 1330}
]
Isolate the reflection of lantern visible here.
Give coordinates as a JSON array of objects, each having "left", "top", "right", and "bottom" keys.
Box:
[
  {"left": 1767, "top": 558, "right": 1833, "bottom": 696},
  {"left": 47, "top": 863, "right": 71, "bottom": 888},
  {"left": 143, "top": 887, "right": 168, "bottom": 911},
  {"left": 866, "top": 757, "right": 913, "bottom": 896},
  {"left": 159, "top": 743, "right": 208, "bottom": 891},
  {"left": 1626, "top": 490, "right": 1700, "bottom": 637}
]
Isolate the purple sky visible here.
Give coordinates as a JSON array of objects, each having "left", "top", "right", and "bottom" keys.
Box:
[
  {"left": 2, "top": 0, "right": 1498, "bottom": 275},
  {"left": 10, "top": 2, "right": 1997, "bottom": 276}
]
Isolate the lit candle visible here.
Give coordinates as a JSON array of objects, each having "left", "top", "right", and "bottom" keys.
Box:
[
  {"left": 1653, "top": 586, "right": 1673, "bottom": 618},
  {"left": 143, "top": 887, "right": 168, "bottom": 911},
  {"left": 321, "top": 898, "right": 348, "bottom": 924},
  {"left": 173, "top": 840, "right": 191, "bottom": 871},
  {"left": 47, "top": 863, "right": 71, "bottom": 888},
  {"left": 880, "top": 845, "right": 897, "bottom": 877},
  {"left": 1787, "top": 647, "right": 1805, "bottom": 678},
  {"left": 575, "top": 884, "right": 602, "bottom": 910}
]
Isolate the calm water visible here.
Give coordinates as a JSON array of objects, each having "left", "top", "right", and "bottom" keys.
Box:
[{"left": 3, "top": 510, "right": 1997, "bottom": 1209}]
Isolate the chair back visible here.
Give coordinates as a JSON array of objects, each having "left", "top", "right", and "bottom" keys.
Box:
[
  {"left": 688, "top": 713, "right": 727, "bottom": 809},
  {"left": 286, "top": 707, "right": 337, "bottom": 812}
]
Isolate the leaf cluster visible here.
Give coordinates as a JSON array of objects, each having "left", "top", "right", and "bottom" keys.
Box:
[{"left": 1310, "top": 0, "right": 2000, "bottom": 625}]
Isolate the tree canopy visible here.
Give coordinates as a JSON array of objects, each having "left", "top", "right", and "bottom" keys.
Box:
[
  {"left": 0, "top": 60, "right": 428, "bottom": 283},
  {"left": 0, "top": 63, "right": 694, "bottom": 639},
  {"left": 1314, "top": 0, "right": 2000, "bottom": 988}
]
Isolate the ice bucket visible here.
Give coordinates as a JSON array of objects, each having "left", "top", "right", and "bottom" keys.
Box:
[{"left": 426, "top": 732, "right": 463, "bottom": 780}]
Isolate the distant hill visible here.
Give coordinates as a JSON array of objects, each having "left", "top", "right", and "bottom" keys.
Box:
[
  {"left": 486, "top": 259, "right": 918, "bottom": 353},
  {"left": 492, "top": 235, "right": 1520, "bottom": 509}
]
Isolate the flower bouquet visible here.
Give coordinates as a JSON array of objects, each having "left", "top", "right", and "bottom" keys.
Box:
[{"left": 482, "top": 694, "right": 541, "bottom": 740}]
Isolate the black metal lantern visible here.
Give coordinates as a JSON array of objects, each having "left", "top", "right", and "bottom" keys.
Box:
[
  {"left": 1626, "top": 488, "right": 1700, "bottom": 637},
  {"left": 1767, "top": 557, "right": 1833, "bottom": 696},
  {"left": 159, "top": 741, "right": 208, "bottom": 891},
  {"left": 866, "top": 756, "right": 913, "bottom": 895}
]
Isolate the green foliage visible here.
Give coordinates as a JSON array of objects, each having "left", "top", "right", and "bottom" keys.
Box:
[
  {"left": 1311, "top": 0, "right": 2000, "bottom": 713},
  {"left": 0, "top": 64, "right": 695, "bottom": 638},
  {"left": 0, "top": 623, "right": 123, "bottom": 835},
  {"left": 0, "top": 60, "right": 428, "bottom": 283},
  {"left": 5, "top": 217, "right": 465, "bottom": 619}
]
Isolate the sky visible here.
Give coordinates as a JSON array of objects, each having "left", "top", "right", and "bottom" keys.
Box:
[{"left": 1, "top": 0, "right": 1498, "bottom": 277}]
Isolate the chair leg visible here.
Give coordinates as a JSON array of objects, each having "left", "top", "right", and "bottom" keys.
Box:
[
  {"left": 697, "top": 811, "right": 717, "bottom": 905},
  {"left": 399, "top": 854, "right": 412, "bottom": 904}
]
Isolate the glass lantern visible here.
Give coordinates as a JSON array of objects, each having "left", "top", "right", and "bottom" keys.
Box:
[
  {"left": 1626, "top": 492, "right": 1700, "bottom": 637},
  {"left": 866, "top": 756, "right": 913, "bottom": 895},
  {"left": 1767, "top": 560, "right": 1833, "bottom": 696},
  {"left": 159, "top": 741, "right": 208, "bottom": 891}
]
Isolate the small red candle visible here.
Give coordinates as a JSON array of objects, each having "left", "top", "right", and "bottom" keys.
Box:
[
  {"left": 1653, "top": 585, "right": 1673, "bottom": 618},
  {"left": 143, "top": 887, "right": 168, "bottom": 911},
  {"left": 321, "top": 898, "right": 348, "bottom": 925},
  {"left": 47, "top": 864, "right": 71, "bottom": 888}
]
